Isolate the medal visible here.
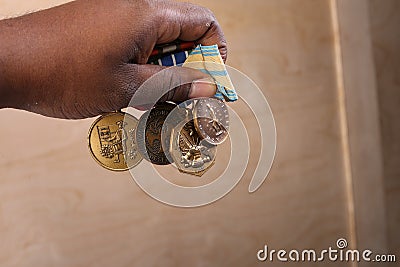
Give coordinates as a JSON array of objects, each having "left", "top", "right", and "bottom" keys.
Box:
[
  {"left": 193, "top": 98, "right": 230, "bottom": 145},
  {"left": 136, "top": 103, "right": 178, "bottom": 165},
  {"left": 87, "top": 99, "right": 229, "bottom": 175},
  {"left": 88, "top": 112, "right": 142, "bottom": 171},
  {"left": 170, "top": 119, "right": 217, "bottom": 177},
  {"left": 87, "top": 42, "right": 235, "bottom": 175}
]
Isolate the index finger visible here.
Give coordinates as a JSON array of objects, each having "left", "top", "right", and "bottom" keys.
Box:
[{"left": 156, "top": 2, "right": 228, "bottom": 62}]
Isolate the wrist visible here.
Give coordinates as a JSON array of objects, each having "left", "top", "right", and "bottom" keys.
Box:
[
  {"left": 0, "top": 22, "right": 11, "bottom": 108},
  {"left": 0, "top": 15, "right": 38, "bottom": 110}
]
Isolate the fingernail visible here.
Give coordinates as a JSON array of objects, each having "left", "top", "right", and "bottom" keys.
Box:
[{"left": 189, "top": 79, "right": 217, "bottom": 98}]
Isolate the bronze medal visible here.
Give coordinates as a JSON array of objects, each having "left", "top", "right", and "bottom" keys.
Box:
[
  {"left": 136, "top": 103, "right": 177, "bottom": 165},
  {"left": 88, "top": 112, "right": 142, "bottom": 171},
  {"left": 170, "top": 119, "right": 217, "bottom": 177},
  {"left": 193, "top": 98, "right": 230, "bottom": 145}
]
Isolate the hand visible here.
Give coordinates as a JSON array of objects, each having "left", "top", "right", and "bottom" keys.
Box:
[{"left": 0, "top": 0, "right": 227, "bottom": 119}]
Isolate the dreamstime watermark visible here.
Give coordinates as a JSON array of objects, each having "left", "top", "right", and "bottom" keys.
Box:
[
  {"left": 125, "top": 62, "right": 276, "bottom": 207},
  {"left": 257, "top": 238, "right": 397, "bottom": 263}
]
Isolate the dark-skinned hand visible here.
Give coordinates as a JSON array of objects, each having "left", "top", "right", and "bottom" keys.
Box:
[{"left": 0, "top": 0, "right": 227, "bottom": 119}]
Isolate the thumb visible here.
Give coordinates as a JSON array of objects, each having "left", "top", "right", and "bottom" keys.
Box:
[{"left": 119, "top": 64, "right": 217, "bottom": 109}]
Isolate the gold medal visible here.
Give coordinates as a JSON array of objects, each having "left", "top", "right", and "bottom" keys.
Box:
[
  {"left": 193, "top": 98, "right": 229, "bottom": 145},
  {"left": 88, "top": 112, "right": 142, "bottom": 171},
  {"left": 170, "top": 119, "right": 217, "bottom": 177}
]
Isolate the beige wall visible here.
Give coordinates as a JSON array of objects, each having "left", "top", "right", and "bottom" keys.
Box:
[{"left": 0, "top": 0, "right": 397, "bottom": 266}]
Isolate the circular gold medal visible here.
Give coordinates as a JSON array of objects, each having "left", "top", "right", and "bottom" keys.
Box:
[
  {"left": 88, "top": 112, "right": 142, "bottom": 171},
  {"left": 193, "top": 98, "right": 229, "bottom": 145},
  {"left": 136, "top": 103, "right": 177, "bottom": 165},
  {"left": 170, "top": 119, "right": 217, "bottom": 177}
]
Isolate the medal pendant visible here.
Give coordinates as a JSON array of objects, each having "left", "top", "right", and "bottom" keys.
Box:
[
  {"left": 170, "top": 119, "right": 217, "bottom": 177},
  {"left": 193, "top": 98, "right": 230, "bottom": 145},
  {"left": 88, "top": 111, "right": 142, "bottom": 171},
  {"left": 136, "top": 103, "right": 178, "bottom": 165}
]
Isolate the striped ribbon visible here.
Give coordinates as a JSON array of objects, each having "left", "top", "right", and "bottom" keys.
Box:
[{"left": 149, "top": 44, "right": 238, "bottom": 102}]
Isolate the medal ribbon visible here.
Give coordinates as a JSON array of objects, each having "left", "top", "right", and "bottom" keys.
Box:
[{"left": 149, "top": 44, "right": 238, "bottom": 102}]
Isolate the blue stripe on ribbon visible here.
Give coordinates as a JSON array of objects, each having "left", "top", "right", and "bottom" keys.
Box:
[
  {"left": 202, "top": 53, "right": 221, "bottom": 57},
  {"left": 174, "top": 51, "right": 187, "bottom": 65},
  {"left": 206, "top": 70, "right": 229, "bottom": 76},
  {"left": 200, "top": 47, "right": 219, "bottom": 51},
  {"left": 161, "top": 56, "right": 173, "bottom": 66}
]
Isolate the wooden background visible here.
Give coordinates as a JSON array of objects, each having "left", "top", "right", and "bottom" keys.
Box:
[{"left": 0, "top": 0, "right": 398, "bottom": 266}]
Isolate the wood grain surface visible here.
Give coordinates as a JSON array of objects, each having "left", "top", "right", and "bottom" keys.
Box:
[{"left": 369, "top": 0, "right": 400, "bottom": 260}]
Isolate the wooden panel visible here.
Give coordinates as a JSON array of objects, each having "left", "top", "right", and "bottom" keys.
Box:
[
  {"left": 369, "top": 0, "right": 400, "bottom": 259},
  {"left": 334, "top": 0, "right": 387, "bottom": 261},
  {"left": 0, "top": 0, "right": 359, "bottom": 266}
]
